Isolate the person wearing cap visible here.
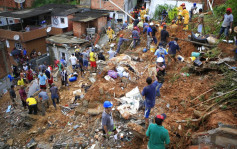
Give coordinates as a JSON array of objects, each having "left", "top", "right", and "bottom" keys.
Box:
[
  {"left": 147, "top": 22, "right": 154, "bottom": 49},
  {"left": 140, "top": 6, "right": 146, "bottom": 22},
  {"left": 26, "top": 96, "right": 38, "bottom": 115},
  {"left": 160, "top": 25, "right": 169, "bottom": 46},
  {"left": 116, "top": 34, "right": 130, "bottom": 53},
  {"left": 108, "top": 45, "right": 116, "bottom": 59},
  {"left": 38, "top": 87, "right": 49, "bottom": 116},
  {"left": 102, "top": 101, "right": 117, "bottom": 140},
  {"left": 122, "top": 20, "right": 128, "bottom": 30},
  {"left": 155, "top": 57, "right": 166, "bottom": 97},
  {"left": 161, "top": 9, "right": 168, "bottom": 22},
  {"left": 89, "top": 49, "right": 97, "bottom": 73},
  {"left": 106, "top": 27, "right": 114, "bottom": 43},
  {"left": 142, "top": 76, "right": 159, "bottom": 128},
  {"left": 38, "top": 72, "right": 47, "bottom": 89},
  {"left": 217, "top": 8, "right": 233, "bottom": 42},
  {"left": 132, "top": 26, "right": 140, "bottom": 49},
  {"left": 146, "top": 114, "right": 170, "bottom": 149},
  {"left": 182, "top": 6, "right": 189, "bottom": 30},
  {"left": 170, "top": 20, "right": 178, "bottom": 37},
  {"left": 177, "top": 3, "right": 185, "bottom": 25},
  {"left": 167, "top": 37, "right": 182, "bottom": 66},
  {"left": 190, "top": 3, "right": 197, "bottom": 22},
  {"left": 152, "top": 42, "right": 168, "bottom": 65},
  {"left": 197, "top": 9, "right": 204, "bottom": 34},
  {"left": 50, "top": 83, "right": 59, "bottom": 109}
]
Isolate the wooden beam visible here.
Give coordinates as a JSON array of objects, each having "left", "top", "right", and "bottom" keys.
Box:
[{"left": 170, "top": 37, "right": 217, "bottom": 47}]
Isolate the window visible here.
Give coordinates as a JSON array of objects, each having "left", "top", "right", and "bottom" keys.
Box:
[
  {"left": 15, "top": 42, "right": 22, "bottom": 49},
  {"left": 60, "top": 18, "right": 65, "bottom": 24},
  {"left": 9, "top": 20, "right": 13, "bottom": 24}
]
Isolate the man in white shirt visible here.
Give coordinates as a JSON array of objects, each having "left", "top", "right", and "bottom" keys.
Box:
[{"left": 69, "top": 54, "right": 78, "bottom": 70}]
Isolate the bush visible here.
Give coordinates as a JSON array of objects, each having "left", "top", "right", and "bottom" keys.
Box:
[{"left": 153, "top": 4, "right": 175, "bottom": 22}]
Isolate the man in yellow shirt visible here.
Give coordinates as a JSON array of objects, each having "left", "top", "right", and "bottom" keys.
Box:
[
  {"left": 177, "top": 3, "right": 185, "bottom": 25},
  {"left": 26, "top": 96, "right": 37, "bottom": 115},
  {"left": 89, "top": 49, "right": 97, "bottom": 73},
  {"left": 106, "top": 27, "right": 114, "bottom": 43},
  {"left": 182, "top": 6, "right": 189, "bottom": 30},
  {"left": 17, "top": 78, "right": 25, "bottom": 86},
  {"left": 140, "top": 6, "right": 146, "bottom": 22},
  {"left": 170, "top": 20, "right": 178, "bottom": 36}
]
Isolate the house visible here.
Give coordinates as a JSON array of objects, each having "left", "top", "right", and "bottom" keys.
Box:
[
  {"left": 90, "top": 0, "right": 138, "bottom": 23},
  {"left": 0, "top": 0, "right": 35, "bottom": 11},
  {"left": 0, "top": 4, "right": 83, "bottom": 55},
  {"left": 46, "top": 32, "right": 89, "bottom": 62},
  {"left": 71, "top": 9, "right": 109, "bottom": 38}
]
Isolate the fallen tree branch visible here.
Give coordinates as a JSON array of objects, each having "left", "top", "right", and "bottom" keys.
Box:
[
  {"left": 193, "top": 88, "right": 237, "bottom": 107},
  {"left": 191, "top": 88, "right": 214, "bottom": 102}
]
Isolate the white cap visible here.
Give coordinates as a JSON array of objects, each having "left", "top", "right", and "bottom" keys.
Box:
[
  {"left": 149, "top": 22, "right": 154, "bottom": 26},
  {"left": 157, "top": 57, "right": 164, "bottom": 63}
]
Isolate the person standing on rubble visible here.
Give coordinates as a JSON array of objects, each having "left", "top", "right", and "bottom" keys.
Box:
[
  {"left": 170, "top": 20, "right": 178, "bottom": 37},
  {"left": 26, "top": 96, "right": 37, "bottom": 115},
  {"left": 107, "top": 27, "right": 114, "bottom": 43},
  {"left": 19, "top": 86, "right": 27, "bottom": 109},
  {"left": 60, "top": 66, "right": 68, "bottom": 87},
  {"left": 160, "top": 25, "right": 169, "bottom": 47},
  {"left": 9, "top": 85, "right": 17, "bottom": 108},
  {"left": 38, "top": 72, "right": 47, "bottom": 89},
  {"left": 155, "top": 57, "right": 166, "bottom": 97},
  {"left": 146, "top": 114, "right": 170, "bottom": 149},
  {"left": 197, "top": 9, "right": 204, "bottom": 35},
  {"left": 38, "top": 87, "right": 49, "bottom": 116},
  {"left": 133, "top": 14, "right": 140, "bottom": 27},
  {"left": 143, "top": 19, "right": 149, "bottom": 34},
  {"left": 147, "top": 22, "right": 154, "bottom": 49},
  {"left": 108, "top": 45, "right": 116, "bottom": 59},
  {"left": 82, "top": 48, "right": 89, "bottom": 71},
  {"left": 153, "top": 43, "right": 168, "bottom": 65},
  {"left": 217, "top": 8, "right": 233, "bottom": 42},
  {"left": 182, "top": 6, "right": 190, "bottom": 30},
  {"left": 50, "top": 83, "right": 59, "bottom": 110},
  {"left": 142, "top": 76, "right": 159, "bottom": 128},
  {"left": 116, "top": 34, "right": 129, "bottom": 53},
  {"left": 102, "top": 101, "right": 118, "bottom": 141},
  {"left": 177, "top": 3, "right": 185, "bottom": 25},
  {"left": 167, "top": 37, "right": 182, "bottom": 66},
  {"left": 89, "top": 49, "right": 97, "bottom": 73},
  {"left": 132, "top": 26, "right": 140, "bottom": 49},
  {"left": 69, "top": 54, "right": 78, "bottom": 70},
  {"left": 140, "top": 6, "right": 146, "bottom": 23},
  {"left": 122, "top": 20, "right": 128, "bottom": 30}
]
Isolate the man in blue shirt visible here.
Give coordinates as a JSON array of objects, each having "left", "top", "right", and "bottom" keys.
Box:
[
  {"left": 122, "top": 21, "right": 128, "bottom": 29},
  {"left": 116, "top": 34, "right": 129, "bottom": 53},
  {"left": 142, "top": 76, "right": 159, "bottom": 128},
  {"left": 167, "top": 37, "right": 182, "bottom": 65},
  {"left": 147, "top": 22, "right": 153, "bottom": 49},
  {"left": 143, "top": 19, "right": 149, "bottom": 34},
  {"left": 161, "top": 9, "right": 168, "bottom": 22},
  {"left": 132, "top": 27, "right": 140, "bottom": 49},
  {"left": 38, "top": 87, "right": 49, "bottom": 116},
  {"left": 153, "top": 42, "right": 168, "bottom": 65},
  {"left": 38, "top": 72, "right": 47, "bottom": 89}
]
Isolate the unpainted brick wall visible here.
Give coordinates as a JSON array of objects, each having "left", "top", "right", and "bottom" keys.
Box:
[{"left": 91, "top": 0, "right": 125, "bottom": 11}]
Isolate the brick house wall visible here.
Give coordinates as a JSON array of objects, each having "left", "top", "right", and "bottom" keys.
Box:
[
  {"left": 94, "top": 17, "right": 107, "bottom": 34},
  {"left": 91, "top": 0, "right": 125, "bottom": 11},
  {"left": 73, "top": 21, "right": 87, "bottom": 38},
  {"left": 67, "top": 15, "right": 74, "bottom": 32}
]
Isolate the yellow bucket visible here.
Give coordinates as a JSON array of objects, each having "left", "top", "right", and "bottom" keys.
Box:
[
  {"left": 187, "top": 57, "right": 196, "bottom": 63},
  {"left": 150, "top": 46, "right": 156, "bottom": 52}
]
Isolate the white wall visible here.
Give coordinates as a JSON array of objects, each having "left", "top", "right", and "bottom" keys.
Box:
[
  {"left": 51, "top": 16, "right": 68, "bottom": 28},
  {"left": 149, "top": 0, "right": 203, "bottom": 18},
  {"left": 0, "top": 17, "right": 8, "bottom": 26},
  {"left": 52, "top": 46, "right": 74, "bottom": 62}
]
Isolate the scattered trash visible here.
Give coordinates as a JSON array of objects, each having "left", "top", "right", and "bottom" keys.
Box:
[
  {"left": 26, "top": 138, "right": 37, "bottom": 148},
  {"left": 177, "top": 55, "right": 184, "bottom": 62},
  {"left": 60, "top": 106, "right": 71, "bottom": 115},
  {"left": 89, "top": 77, "right": 96, "bottom": 83},
  {"left": 108, "top": 70, "right": 118, "bottom": 79},
  {"left": 6, "top": 105, "right": 11, "bottom": 113},
  {"left": 193, "top": 59, "right": 203, "bottom": 66},
  {"left": 191, "top": 52, "right": 201, "bottom": 57}
]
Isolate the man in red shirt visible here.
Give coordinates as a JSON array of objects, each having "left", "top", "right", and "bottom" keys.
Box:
[{"left": 26, "top": 66, "right": 33, "bottom": 83}]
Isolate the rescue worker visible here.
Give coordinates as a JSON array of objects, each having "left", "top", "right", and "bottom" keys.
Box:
[
  {"left": 132, "top": 26, "right": 140, "bottom": 49},
  {"left": 177, "top": 3, "right": 185, "bottom": 25},
  {"left": 147, "top": 22, "right": 154, "bottom": 49},
  {"left": 155, "top": 57, "right": 166, "bottom": 97},
  {"left": 26, "top": 96, "right": 38, "bottom": 115},
  {"left": 190, "top": 3, "right": 197, "bottom": 21},
  {"left": 122, "top": 21, "right": 128, "bottom": 29},
  {"left": 106, "top": 27, "right": 114, "bottom": 43},
  {"left": 102, "top": 101, "right": 118, "bottom": 141},
  {"left": 182, "top": 6, "right": 190, "bottom": 30},
  {"left": 170, "top": 20, "right": 178, "bottom": 37},
  {"left": 140, "top": 6, "right": 146, "bottom": 22},
  {"left": 116, "top": 34, "right": 129, "bottom": 53}
]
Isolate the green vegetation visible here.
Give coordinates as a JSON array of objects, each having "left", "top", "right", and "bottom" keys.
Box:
[
  {"left": 204, "top": 48, "right": 221, "bottom": 59},
  {"left": 153, "top": 4, "right": 177, "bottom": 22},
  {"left": 32, "top": 0, "right": 79, "bottom": 8}
]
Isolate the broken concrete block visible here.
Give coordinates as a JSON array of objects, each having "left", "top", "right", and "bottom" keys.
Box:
[
  {"left": 99, "top": 87, "right": 104, "bottom": 95},
  {"left": 87, "top": 108, "right": 103, "bottom": 115},
  {"left": 6, "top": 139, "right": 13, "bottom": 146},
  {"left": 127, "top": 122, "right": 145, "bottom": 139},
  {"left": 82, "top": 100, "right": 89, "bottom": 107}
]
